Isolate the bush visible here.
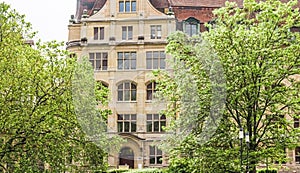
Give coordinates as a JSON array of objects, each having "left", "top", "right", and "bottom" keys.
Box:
[
  {"left": 123, "top": 168, "right": 166, "bottom": 173},
  {"left": 257, "top": 169, "right": 278, "bottom": 173}
]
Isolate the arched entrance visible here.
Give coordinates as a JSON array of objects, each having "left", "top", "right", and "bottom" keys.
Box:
[{"left": 119, "top": 147, "right": 134, "bottom": 168}]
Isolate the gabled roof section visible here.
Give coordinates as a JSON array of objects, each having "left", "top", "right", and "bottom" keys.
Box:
[{"left": 75, "top": 0, "right": 107, "bottom": 21}]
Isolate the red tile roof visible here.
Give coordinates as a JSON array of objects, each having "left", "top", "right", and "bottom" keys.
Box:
[{"left": 169, "top": 0, "right": 243, "bottom": 7}]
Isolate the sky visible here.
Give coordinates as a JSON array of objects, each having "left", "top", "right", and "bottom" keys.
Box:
[{"left": 1, "top": 0, "right": 76, "bottom": 43}]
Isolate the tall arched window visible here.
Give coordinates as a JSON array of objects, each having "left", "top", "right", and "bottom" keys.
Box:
[
  {"left": 117, "top": 82, "right": 136, "bottom": 101},
  {"left": 146, "top": 82, "right": 157, "bottom": 100}
]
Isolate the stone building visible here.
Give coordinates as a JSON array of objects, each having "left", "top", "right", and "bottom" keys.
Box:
[{"left": 67, "top": 0, "right": 300, "bottom": 170}]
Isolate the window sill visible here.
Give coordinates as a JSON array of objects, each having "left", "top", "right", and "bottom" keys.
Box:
[{"left": 117, "top": 101, "right": 137, "bottom": 103}]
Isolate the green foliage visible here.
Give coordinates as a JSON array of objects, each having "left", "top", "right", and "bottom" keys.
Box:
[
  {"left": 0, "top": 2, "right": 111, "bottom": 172},
  {"left": 156, "top": 0, "right": 300, "bottom": 172},
  {"left": 257, "top": 169, "right": 278, "bottom": 173}
]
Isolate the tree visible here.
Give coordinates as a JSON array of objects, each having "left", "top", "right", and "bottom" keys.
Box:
[
  {"left": 0, "top": 2, "right": 112, "bottom": 172},
  {"left": 156, "top": 0, "right": 300, "bottom": 172}
]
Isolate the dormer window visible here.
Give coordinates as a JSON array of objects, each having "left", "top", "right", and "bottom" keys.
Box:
[
  {"left": 119, "top": 0, "right": 136, "bottom": 12},
  {"left": 183, "top": 17, "right": 200, "bottom": 37}
]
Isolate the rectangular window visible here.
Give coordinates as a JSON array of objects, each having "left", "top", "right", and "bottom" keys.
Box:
[
  {"left": 150, "top": 25, "right": 162, "bottom": 39},
  {"left": 94, "top": 27, "right": 104, "bottom": 40},
  {"left": 119, "top": 1, "right": 124, "bottom": 12},
  {"left": 185, "top": 23, "right": 198, "bottom": 36},
  {"left": 89, "top": 52, "right": 108, "bottom": 70},
  {"left": 146, "top": 114, "right": 166, "bottom": 132},
  {"left": 294, "top": 118, "right": 299, "bottom": 128},
  {"left": 117, "top": 52, "right": 136, "bottom": 70},
  {"left": 296, "top": 147, "right": 300, "bottom": 164},
  {"left": 119, "top": 0, "right": 136, "bottom": 12},
  {"left": 149, "top": 146, "right": 162, "bottom": 165},
  {"left": 146, "top": 51, "right": 166, "bottom": 69},
  {"left": 122, "top": 26, "right": 133, "bottom": 40},
  {"left": 117, "top": 114, "right": 137, "bottom": 132}
]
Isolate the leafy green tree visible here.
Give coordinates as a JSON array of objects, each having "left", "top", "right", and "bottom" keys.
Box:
[
  {"left": 156, "top": 0, "right": 300, "bottom": 172},
  {"left": 0, "top": 2, "right": 111, "bottom": 172}
]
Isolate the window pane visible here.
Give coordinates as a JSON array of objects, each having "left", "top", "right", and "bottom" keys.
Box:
[
  {"left": 161, "top": 114, "right": 166, "bottom": 120},
  {"left": 124, "top": 52, "right": 129, "bottom": 69},
  {"left": 96, "top": 59, "right": 101, "bottom": 70},
  {"left": 89, "top": 53, "right": 94, "bottom": 68},
  {"left": 102, "top": 53, "right": 108, "bottom": 70},
  {"left": 122, "top": 26, "right": 127, "bottom": 40},
  {"left": 160, "top": 58, "right": 165, "bottom": 69},
  {"left": 118, "top": 114, "right": 123, "bottom": 120},
  {"left": 131, "top": 90, "right": 136, "bottom": 101},
  {"left": 118, "top": 53, "right": 123, "bottom": 69},
  {"left": 147, "top": 114, "right": 152, "bottom": 120},
  {"left": 94, "top": 27, "right": 98, "bottom": 40},
  {"left": 125, "top": 1, "right": 130, "bottom": 12},
  {"left": 131, "top": 114, "right": 136, "bottom": 120},
  {"left": 157, "top": 149, "right": 162, "bottom": 155},
  {"left": 128, "top": 26, "right": 133, "bottom": 40},
  {"left": 124, "top": 122, "right": 130, "bottom": 132},
  {"left": 124, "top": 114, "right": 130, "bottom": 120},
  {"left": 119, "top": 1, "right": 124, "bottom": 12},
  {"left": 157, "top": 25, "right": 161, "bottom": 39},
  {"left": 147, "top": 90, "right": 152, "bottom": 100},
  {"left": 191, "top": 24, "right": 197, "bottom": 36},
  {"left": 118, "top": 91, "right": 123, "bottom": 101},
  {"left": 150, "top": 146, "right": 155, "bottom": 155},
  {"left": 147, "top": 121, "right": 152, "bottom": 132},
  {"left": 150, "top": 157, "right": 155, "bottom": 164},
  {"left": 131, "top": 83, "right": 136, "bottom": 89},
  {"left": 186, "top": 24, "right": 191, "bottom": 36},
  {"left": 131, "top": 122, "right": 136, "bottom": 132},
  {"left": 154, "top": 121, "right": 159, "bottom": 132},
  {"left": 157, "top": 156, "right": 162, "bottom": 164},
  {"left": 153, "top": 51, "right": 159, "bottom": 69},
  {"left": 124, "top": 90, "right": 130, "bottom": 101},
  {"left": 131, "top": 52, "right": 136, "bottom": 69},
  {"left": 118, "top": 122, "right": 123, "bottom": 132},
  {"left": 151, "top": 26, "right": 155, "bottom": 39},
  {"left": 100, "top": 27, "right": 104, "bottom": 40},
  {"left": 154, "top": 114, "right": 159, "bottom": 120},
  {"left": 161, "top": 121, "right": 166, "bottom": 131},
  {"left": 125, "top": 82, "right": 130, "bottom": 89},
  {"left": 131, "top": 1, "right": 136, "bottom": 11},
  {"left": 118, "top": 83, "right": 123, "bottom": 89}
]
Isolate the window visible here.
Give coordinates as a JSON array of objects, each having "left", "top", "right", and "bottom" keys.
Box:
[
  {"left": 94, "top": 27, "right": 104, "bottom": 40},
  {"left": 89, "top": 52, "right": 108, "bottom": 70},
  {"left": 149, "top": 146, "right": 162, "bottom": 164},
  {"left": 150, "top": 25, "right": 162, "bottom": 39},
  {"left": 118, "top": 52, "right": 136, "bottom": 70},
  {"left": 117, "top": 82, "right": 136, "bottom": 101},
  {"left": 146, "top": 82, "right": 157, "bottom": 100},
  {"left": 184, "top": 17, "right": 200, "bottom": 36},
  {"left": 122, "top": 26, "right": 133, "bottom": 40},
  {"left": 119, "top": 0, "right": 136, "bottom": 12},
  {"left": 147, "top": 114, "right": 166, "bottom": 132},
  {"left": 296, "top": 147, "right": 300, "bottom": 164},
  {"left": 117, "top": 114, "right": 136, "bottom": 132},
  {"left": 146, "top": 51, "right": 165, "bottom": 69},
  {"left": 294, "top": 118, "right": 299, "bottom": 128}
]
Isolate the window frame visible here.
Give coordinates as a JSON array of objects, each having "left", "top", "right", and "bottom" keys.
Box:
[
  {"left": 146, "top": 114, "right": 166, "bottom": 133},
  {"left": 122, "top": 26, "right": 133, "bottom": 40},
  {"left": 93, "top": 27, "right": 104, "bottom": 40},
  {"left": 296, "top": 147, "right": 300, "bottom": 164},
  {"left": 183, "top": 17, "right": 200, "bottom": 37},
  {"left": 146, "top": 51, "right": 166, "bottom": 69},
  {"left": 89, "top": 52, "right": 108, "bottom": 71},
  {"left": 117, "top": 114, "right": 137, "bottom": 133},
  {"left": 149, "top": 146, "right": 163, "bottom": 165},
  {"left": 146, "top": 82, "right": 157, "bottom": 101},
  {"left": 119, "top": 0, "right": 136, "bottom": 13},
  {"left": 117, "top": 81, "right": 137, "bottom": 101},
  {"left": 117, "top": 52, "right": 136, "bottom": 70},
  {"left": 150, "top": 25, "right": 162, "bottom": 39}
]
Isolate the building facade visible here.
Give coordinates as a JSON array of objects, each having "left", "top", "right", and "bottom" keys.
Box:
[{"left": 67, "top": 0, "right": 300, "bottom": 170}]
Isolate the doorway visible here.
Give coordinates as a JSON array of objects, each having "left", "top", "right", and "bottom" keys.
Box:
[{"left": 119, "top": 147, "right": 134, "bottom": 168}]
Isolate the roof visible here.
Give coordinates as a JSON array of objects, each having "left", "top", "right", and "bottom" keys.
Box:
[
  {"left": 75, "top": 0, "right": 107, "bottom": 21},
  {"left": 169, "top": 0, "right": 244, "bottom": 8}
]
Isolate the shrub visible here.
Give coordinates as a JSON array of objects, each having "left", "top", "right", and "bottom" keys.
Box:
[{"left": 257, "top": 169, "right": 278, "bottom": 173}]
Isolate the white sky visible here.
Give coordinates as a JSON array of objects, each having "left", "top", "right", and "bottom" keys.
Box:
[{"left": 1, "top": 0, "right": 76, "bottom": 43}]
